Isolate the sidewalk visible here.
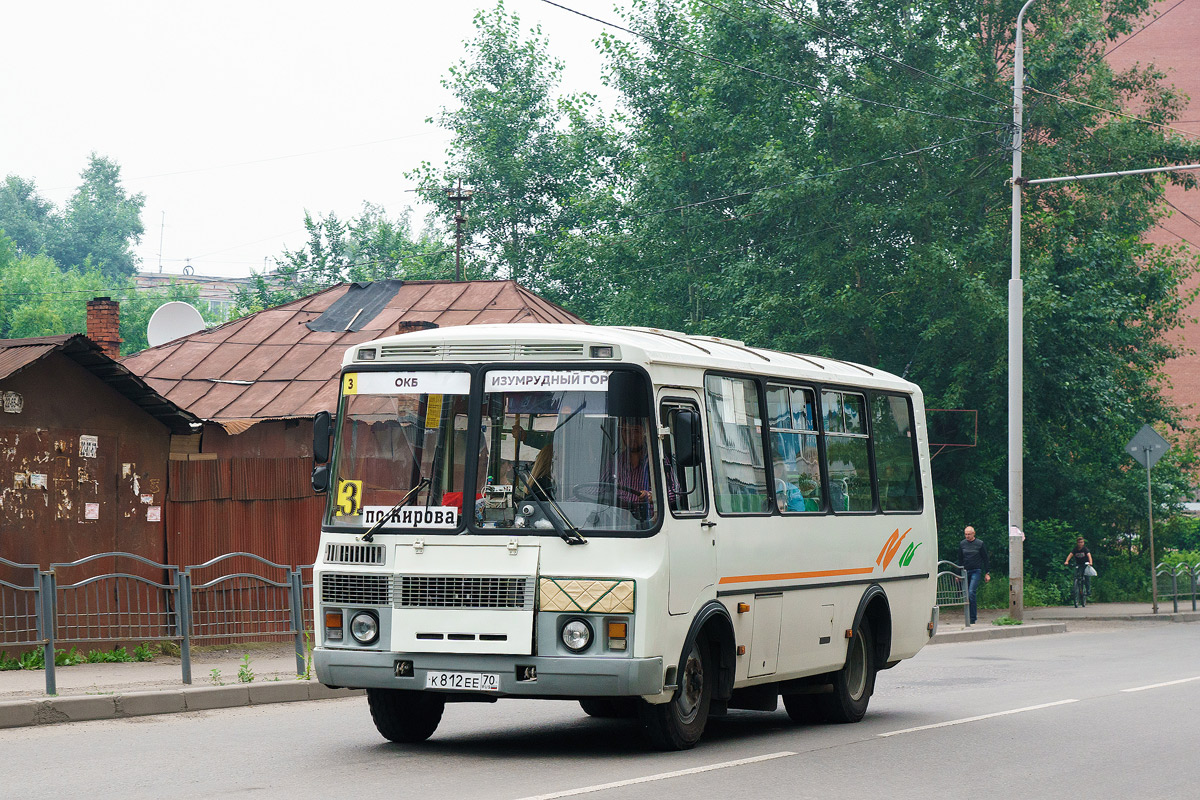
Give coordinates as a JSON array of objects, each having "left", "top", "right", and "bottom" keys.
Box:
[
  {"left": 930, "top": 600, "right": 1200, "bottom": 644},
  {"left": 0, "top": 643, "right": 362, "bottom": 730},
  {"left": 3, "top": 602, "right": 1196, "bottom": 730}
]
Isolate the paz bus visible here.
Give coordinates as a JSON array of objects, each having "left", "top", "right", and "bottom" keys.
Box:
[{"left": 309, "top": 324, "right": 938, "bottom": 750}]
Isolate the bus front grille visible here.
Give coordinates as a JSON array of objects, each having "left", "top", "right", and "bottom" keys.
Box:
[
  {"left": 321, "top": 573, "right": 392, "bottom": 606},
  {"left": 325, "top": 543, "right": 385, "bottom": 566},
  {"left": 395, "top": 575, "right": 533, "bottom": 610}
]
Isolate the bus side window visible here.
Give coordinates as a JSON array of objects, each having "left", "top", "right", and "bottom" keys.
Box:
[
  {"left": 820, "top": 390, "right": 873, "bottom": 512},
  {"left": 704, "top": 375, "right": 771, "bottom": 514},
  {"left": 766, "top": 384, "right": 823, "bottom": 513},
  {"left": 869, "top": 392, "right": 922, "bottom": 512},
  {"left": 661, "top": 403, "right": 707, "bottom": 516}
]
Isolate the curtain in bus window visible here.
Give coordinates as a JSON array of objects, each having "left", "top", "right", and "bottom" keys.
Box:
[
  {"left": 821, "top": 390, "right": 872, "bottom": 512},
  {"left": 767, "top": 385, "right": 822, "bottom": 513},
  {"left": 870, "top": 392, "right": 921, "bottom": 511},
  {"left": 705, "top": 376, "right": 769, "bottom": 514}
]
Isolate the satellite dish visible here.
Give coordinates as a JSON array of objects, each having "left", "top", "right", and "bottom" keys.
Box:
[{"left": 147, "top": 301, "right": 206, "bottom": 347}]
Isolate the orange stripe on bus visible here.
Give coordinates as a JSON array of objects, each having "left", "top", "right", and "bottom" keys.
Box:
[{"left": 718, "top": 567, "right": 876, "bottom": 584}]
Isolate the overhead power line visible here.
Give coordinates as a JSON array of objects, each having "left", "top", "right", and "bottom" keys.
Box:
[
  {"left": 1025, "top": 87, "right": 1200, "bottom": 140},
  {"left": 539, "top": 0, "right": 1008, "bottom": 129},
  {"left": 1105, "top": 0, "right": 1191, "bottom": 57}
]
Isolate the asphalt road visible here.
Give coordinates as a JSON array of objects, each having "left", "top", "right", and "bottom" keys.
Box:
[{"left": 6, "top": 621, "right": 1197, "bottom": 800}]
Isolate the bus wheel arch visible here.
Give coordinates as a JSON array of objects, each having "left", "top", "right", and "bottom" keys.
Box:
[
  {"left": 684, "top": 600, "right": 736, "bottom": 703},
  {"left": 640, "top": 601, "right": 734, "bottom": 750},
  {"left": 817, "top": 586, "right": 891, "bottom": 724},
  {"left": 852, "top": 584, "right": 892, "bottom": 672}
]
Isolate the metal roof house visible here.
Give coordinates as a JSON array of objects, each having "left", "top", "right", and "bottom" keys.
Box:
[
  {"left": 118, "top": 279, "right": 587, "bottom": 566},
  {"left": 0, "top": 334, "right": 199, "bottom": 569}
]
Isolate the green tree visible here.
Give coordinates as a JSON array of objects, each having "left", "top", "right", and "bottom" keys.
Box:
[
  {"left": 410, "top": 2, "right": 621, "bottom": 293},
  {"left": 233, "top": 204, "right": 453, "bottom": 314},
  {"left": 53, "top": 153, "right": 146, "bottom": 277},
  {"left": 0, "top": 175, "right": 61, "bottom": 257},
  {"left": 0, "top": 232, "right": 209, "bottom": 354},
  {"left": 1, "top": 154, "right": 145, "bottom": 277}
]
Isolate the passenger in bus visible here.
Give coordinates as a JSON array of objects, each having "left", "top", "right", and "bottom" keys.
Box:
[
  {"left": 773, "top": 458, "right": 808, "bottom": 512},
  {"left": 773, "top": 458, "right": 818, "bottom": 512}
]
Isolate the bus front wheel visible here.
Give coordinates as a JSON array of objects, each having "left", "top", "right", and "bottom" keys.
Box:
[
  {"left": 367, "top": 688, "right": 445, "bottom": 743},
  {"left": 817, "top": 622, "right": 876, "bottom": 723},
  {"left": 639, "top": 636, "right": 713, "bottom": 750}
]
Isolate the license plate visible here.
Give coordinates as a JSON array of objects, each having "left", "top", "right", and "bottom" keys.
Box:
[{"left": 425, "top": 671, "right": 501, "bottom": 691}]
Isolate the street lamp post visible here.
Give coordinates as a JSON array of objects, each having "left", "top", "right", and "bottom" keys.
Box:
[{"left": 1008, "top": 0, "right": 1037, "bottom": 622}]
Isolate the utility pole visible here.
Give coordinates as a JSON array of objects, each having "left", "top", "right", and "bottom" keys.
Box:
[
  {"left": 446, "top": 179, "right": 474, "bottom": 282},
  {"left": 1008, "top": 0, "right": 1036, "bottom": 622}
]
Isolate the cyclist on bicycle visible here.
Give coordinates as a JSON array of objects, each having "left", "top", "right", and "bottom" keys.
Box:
[{"left": 1064, "top": 536, "right": 1093, "bottom": 600}]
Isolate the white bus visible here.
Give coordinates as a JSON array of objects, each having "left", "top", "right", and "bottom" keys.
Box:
[{"left": 310, "top": 324, "right": 938, "bottom": 750}]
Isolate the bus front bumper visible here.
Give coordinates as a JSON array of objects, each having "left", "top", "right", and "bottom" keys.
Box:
[{"left": 315, "top": 648, "right": 665, "bottom": 698}]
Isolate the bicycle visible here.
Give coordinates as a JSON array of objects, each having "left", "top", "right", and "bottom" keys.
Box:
[{"left": 1070, "top": 565, "right": 1090, "bottom": 608}]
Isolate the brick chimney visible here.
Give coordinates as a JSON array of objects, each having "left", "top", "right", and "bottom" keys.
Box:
[{"left": 86, "top": 297, "right": 123, "bottom": 359}]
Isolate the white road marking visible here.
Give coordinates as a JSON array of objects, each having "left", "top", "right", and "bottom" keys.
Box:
[
  {"left": 1121, "top": 675, "right": 1200, "bottom": 693},
  {"left": 511, "top": 751, "right": 797, "bottom": 800},
  {"left": 877, "top": 699, "right": 1079, "bottom": 737}
]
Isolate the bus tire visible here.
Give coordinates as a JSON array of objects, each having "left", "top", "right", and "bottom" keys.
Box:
[
  {"left": 579, "top": 697, "right": 638, "bottom": 718},
  {"left": 817, "top": 622, "right": 876, "bottom": 724},
  {"left": 367, "top": 688, "right": 445, "bottom": 743},
  {"left": 781, "top": 693, "right": 822, "bottom": 724},
  {"left": 639, "top": 635, "right": 713, "bottom": 750}
]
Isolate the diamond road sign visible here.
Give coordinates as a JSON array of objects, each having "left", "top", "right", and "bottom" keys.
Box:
[{"left": 1126, "top": 424, "right": 1170, "bottom": 469}]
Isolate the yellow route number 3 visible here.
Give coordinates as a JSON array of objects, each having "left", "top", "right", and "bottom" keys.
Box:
[{"left": 336, "top": 479, "right": 363, "bottom": 516}]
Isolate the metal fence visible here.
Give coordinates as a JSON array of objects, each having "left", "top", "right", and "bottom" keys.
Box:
[
  {"left": 0, "top": 556, "right": 46, "bottom": 656},
  {"left": 0, "top": 551, "right": 314, "bottom": 695},
  {"left": 936, "top": 560, "right": 971, "bottom": 627},
  {"left": 1155, "top": 562, "right": 1200, "bottom": 614}
]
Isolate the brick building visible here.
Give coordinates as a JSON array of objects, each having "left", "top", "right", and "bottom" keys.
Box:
[{"left": 1106, "top": 0, "right": 1200, "bottom": 420}]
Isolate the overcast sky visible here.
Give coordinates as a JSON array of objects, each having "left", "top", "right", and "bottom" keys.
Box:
[{"left": 1, "top": 1, "right": 617, "bottom": 279}]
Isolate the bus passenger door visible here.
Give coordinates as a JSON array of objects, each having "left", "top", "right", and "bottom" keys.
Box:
[{"left": 660, "top": 394, "right": 716, "bottom": 615}]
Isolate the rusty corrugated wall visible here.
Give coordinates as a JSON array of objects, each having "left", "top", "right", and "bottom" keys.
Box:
[
  {"left": 166, "top": 457, "right": 324, "bottom": 569},
  {"left": 0, "top": 353, "right": 170, "bottom": 569}
]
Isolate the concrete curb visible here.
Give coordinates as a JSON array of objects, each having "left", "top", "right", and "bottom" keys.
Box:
[
  {"left": 1059, "top": 611, "right": 1200, "bottom": 623},
  {"left": 0, "top": 681, "right": 365, "bottom": 730},
  {"left": 929, "top": 621, "right": 1068, "bottom": 644}
]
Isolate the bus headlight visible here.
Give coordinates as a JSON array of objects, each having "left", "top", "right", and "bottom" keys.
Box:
[
  {"left": 561, "top": 618, "right": 592, "bottom": 652},
  {"left": 350, "top": 611, "right": 379, "bottom": 645}
]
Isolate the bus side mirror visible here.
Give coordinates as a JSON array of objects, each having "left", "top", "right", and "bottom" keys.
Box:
[
  {"left": 313, "top": 411, "right": 332, "bottom": 464},
  {"left": 607, "top": 371, "right": 649, "bottom": 418},
  {"left": 671, "top": 408, "right": 703, "bottom": 468},
  {"left": 312, "top": 463, "right": 330, "bottom": 494}
]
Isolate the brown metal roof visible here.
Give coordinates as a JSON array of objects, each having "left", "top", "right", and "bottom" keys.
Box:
[
  {"left": 0, "top": 334, "right": 201, "bottom": 434},
  {"left": 121, "top": 280, "right": 587, "bottom": 423}
]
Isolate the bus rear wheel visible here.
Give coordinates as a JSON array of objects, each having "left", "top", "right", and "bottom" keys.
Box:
[
  {"left": 367, "top": 688, "right": 445, "bottom": 743},
  {"left": 781, "top": 692, "right": 822, "bottom": 724},
  {"left": 639, "top": 636, "right": 713, "bottom": 750},
  {"left": 817, "top": 622, "right": 876, "bottom": 724}
]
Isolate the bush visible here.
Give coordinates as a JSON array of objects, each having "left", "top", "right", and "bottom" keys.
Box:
[{"left": 973, "top": 574, "right": 1068, "bottom": 609}]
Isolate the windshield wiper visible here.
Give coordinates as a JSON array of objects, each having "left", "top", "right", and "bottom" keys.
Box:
[
  {"left": 361, "top": 476, "right": 431, "bottom": 543},
  {"left": 522, "top": 474, "right": 587, "bottom": 546}
]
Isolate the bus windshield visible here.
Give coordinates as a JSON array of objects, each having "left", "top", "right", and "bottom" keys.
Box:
[
  {"left": 474, "top": 369, "right": 660, "bottom": 534},
  {"left": 326, "top": 371, "right": 471, "bottom": 531}
]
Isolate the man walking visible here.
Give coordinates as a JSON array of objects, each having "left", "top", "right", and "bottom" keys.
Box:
[{"left": 958, "top": 526, "right": 990, "bottom": 624}]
